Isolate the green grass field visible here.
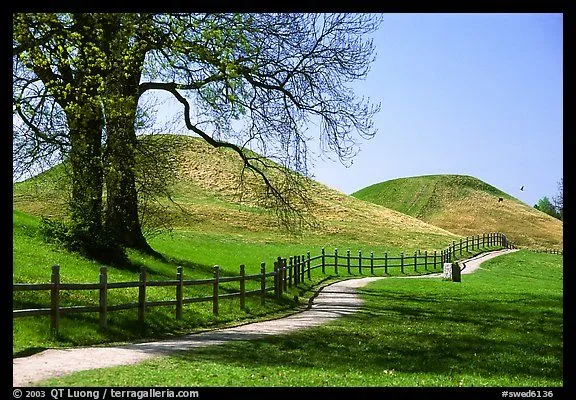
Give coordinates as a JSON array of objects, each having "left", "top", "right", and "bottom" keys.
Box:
[
  {"left": 13, "top": 209, "right": 450, "bottom": 357},
  {"left": 35, "top": 250, "right": 563, "bottom": 387},
  {"left": 12, "top": 134, "right": 563, "bottom": 388}
]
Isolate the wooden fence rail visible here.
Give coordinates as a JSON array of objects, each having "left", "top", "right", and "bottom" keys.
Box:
[
  {"left": 531, "top": 248, "right": 563, "bottom": 255},
  {"left": 13, "top": 232, "right": 516, "bottom": 335},
  {"left": 13, "top": 263, "right": 276, "bottom": 335}
]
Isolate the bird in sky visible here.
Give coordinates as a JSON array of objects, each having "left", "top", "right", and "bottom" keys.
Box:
[{"left": 520, "top": 186, "right": 524, "bottom": 191}]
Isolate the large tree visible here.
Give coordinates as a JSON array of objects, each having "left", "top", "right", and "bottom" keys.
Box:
[
  {"left": 552, "top": 178, "right": 563, "bottom": 220},
  {"left": 14, "top": 14, "right": 108, "bottom": 256},
  {"left": 534, "top": 196, "right": 561, "bottom": 220},
  {"left": 13, "top": 13, "right": 382, "bottom": 257}
]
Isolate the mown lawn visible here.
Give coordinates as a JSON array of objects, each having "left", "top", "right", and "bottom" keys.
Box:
[
  {"left": 13, "top": 209, "right": 436, "bottom": 356},
  {"left": 36, "top": 250, "right": 563, "bottom": 387}
]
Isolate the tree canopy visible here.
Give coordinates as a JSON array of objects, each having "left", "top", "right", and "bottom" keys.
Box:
[
  {"left": 13, "top": 13, "right": 383, "bottom": 261},
  {"left": 534, "top": 196, "right": 561, "bottom": 220}
]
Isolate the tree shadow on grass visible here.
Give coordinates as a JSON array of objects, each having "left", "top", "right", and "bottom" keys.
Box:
[{"left": 167, "top": 289, "right": 562, "bottom": 382}]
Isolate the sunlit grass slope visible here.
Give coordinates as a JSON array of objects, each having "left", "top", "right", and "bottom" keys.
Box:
[
  {"left": 12, "top": 135, "right": 465, "bottom": 355},
  {"left": 37, "top": 250, "right": 563, "bottom": 387},
  {"left": 13, "top": 134, "right": 460, "bottom": 252},
  {"left": 351, "top": 175, "right": 562, "bottom": 250}
]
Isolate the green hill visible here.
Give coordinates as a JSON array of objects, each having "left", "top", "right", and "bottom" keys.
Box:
[
  {"left": 13, "top": 135, "right": 460, "bottom": 252},
  {"left": 351, "top": 174, "right": 563, "bottom": 250},
  {"left": 13, "top": 136, "right": 529, "bottom": 356}
]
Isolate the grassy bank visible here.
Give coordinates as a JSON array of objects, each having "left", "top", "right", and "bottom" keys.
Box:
[
  {"left": 35, "top": 250, "right": 563, "bottom": 387},
  {"left": 13, "top": 209, "right": 455, "bottom": 357},
  {"left": 351, "top": 174, "right": 563, "bottom": 250}
]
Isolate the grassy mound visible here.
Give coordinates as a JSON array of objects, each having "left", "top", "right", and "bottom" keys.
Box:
[{"left": 352, "top": 174, "right": 562, "bottom": 250}]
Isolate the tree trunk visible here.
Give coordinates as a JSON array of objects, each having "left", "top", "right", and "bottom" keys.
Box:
[
  {"left": 66, "top": 103, "right": 105, "bottom": 252},
  {"left": 102, "top": 26, "right": 152, "bottom": 252},
  {"left": 103, "top": 101, "right": 151, "bottom": 252}
]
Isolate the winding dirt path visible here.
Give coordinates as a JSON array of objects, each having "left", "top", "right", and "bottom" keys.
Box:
[{"left": 12, "top": 248, "right": 516, "bottom": 387}]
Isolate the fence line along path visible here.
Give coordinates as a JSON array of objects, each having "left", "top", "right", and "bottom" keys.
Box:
[
  {"left": 13, "top": 231, "right": 516, "bottom": 336},
  {"left": 12, "top": 248, "right": 517, "bottom": 387},
  {"left": 13, "top": 276, "right": 383, "bottom": 387}
]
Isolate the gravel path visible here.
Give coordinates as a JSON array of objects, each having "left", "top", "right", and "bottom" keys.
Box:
[{"left": 12, "top": 248, "right": 516, "bottom": 387}]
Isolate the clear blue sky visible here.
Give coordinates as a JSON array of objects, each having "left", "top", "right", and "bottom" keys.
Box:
[
  {"left": 149, "top": 13, "right": 563, "bottom": 208},
  {"left": 310, "top": 13, "right": 563, "bottom": 207}
]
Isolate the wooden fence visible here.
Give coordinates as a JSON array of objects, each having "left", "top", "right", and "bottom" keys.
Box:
[
  {"left": 441, "top": 232, "right": 515, "bottom": 261},
  {"left": 274, "top": 232, "right": 515, "bottom": 285},
  {"left": 13, "top": 232, "right": 515, "bottom": 335},
  {"left": 13, "top": 263, "right": 275, "bottom": 335},
  {"left": 531, "top": 248, "right": 563, "bottom": 255}
]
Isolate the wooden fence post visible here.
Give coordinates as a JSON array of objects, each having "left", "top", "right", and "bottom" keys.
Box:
[
  {"left": 293, "top": 255, "right": 297, "bottom": 285},
  {"left": 274, "top": 260, "right": 280, "bottom": 299},
  {"left": 50, "top": 265, "right": 60, "bottom": 336},
  {"left": 99, "top": 266, "right": 108, "bottom": 329},
  {"left": 260, "top": 263, "right": 266, "bottom": 305},
  {"left": 176, "top": 266, "right": 183, "bottom": 320},
  {"left": 300, "top": 254, "right": 304, "bottom": 283},
  {"left": 138, "top": 266, "right": 147, "bottom": 324},
  {"left": 459, "top": 239, "right": 463, "bottom": 256},
  {"left": 302, "top": 254, "right": 306, "bottom": 282},
  {"left": 424, "top": 250, "right": 428, "bottom": 271},
  {"left": 280, "top": 259, "right": 284, "bottom": 294},
  {"left": 434, "top": 250, "right": 437, "bottom": 270},
  {"left": 213, "top": 265, "right": 219, "bottom": 316},
  {"left": 307, "top": 252, "right": 311, "bottom": 280},
  {"left": 297, "top": 255, "right": 301, "bottom": 284},
  {"left": 370, "top": 251, "right": 374, "bottom": 275},
  {"left": 288, "top": 256, "right": 293, "bottom": 288},
  {"left": 321, "top": 248, "right": 325, "bottom": 274},
  {"left": 295, "top": 255, "right": 300, "bottom": 285},
  {"left": 358, "top": 250, "right": 362, "bottom": 274},
  {"left": 240, "top": 264, "right": 246, "bottom": 311},
  {"left": 384, "top": 252, "right": 388, "bottom": 275},
  {"left": 414, "top": 251, "right": 418, "bottom": 272},
  {"left": 334, "top": 248, "right": 339, "bottom": 274},
  {"left": 279, "top": 257, "right": 284, "bottom": 295},
  {"left": 400, "top": 252, "right": 404, "bottom": 274},
  {"left": 345, "top": 250, "right": 350, "bottom": 274},
  {"left": 295, "top": 255, "right": 299, "bottom": 285},
  {"left": 276, "top": 257, "right": 283, "bottom": 297},
  {"left": 282, "top": 258, "right": 288, "bottom": 292}
]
